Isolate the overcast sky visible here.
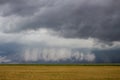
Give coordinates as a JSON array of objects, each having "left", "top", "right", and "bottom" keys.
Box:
[{"left": 0, "top": 0, "right": 120, "bottom": 63}]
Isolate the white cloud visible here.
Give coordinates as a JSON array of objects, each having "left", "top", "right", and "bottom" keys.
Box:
[
  {"left": 0, "top": 0, "right": 119, "bottom": 63},
  {"left": 0, "top": 28, "right": 120, "bottom": 49},
  {"left": 18, "top": 29, "right": 95, "bottom": 49},
  {"left": 0, "top": 56, "right": 11, "bottom": 63},
  {"left": 21, "top": 47, "right": 95, "bottom": 62}
]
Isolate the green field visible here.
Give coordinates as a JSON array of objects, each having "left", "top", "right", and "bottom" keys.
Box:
[{"left": 0, "top": 65, "right": 120, "bottom": 80}]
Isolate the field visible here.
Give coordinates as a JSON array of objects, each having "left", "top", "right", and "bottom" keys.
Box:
[{"left": 0, "top": 64, "right": 120, "bottom": 80}]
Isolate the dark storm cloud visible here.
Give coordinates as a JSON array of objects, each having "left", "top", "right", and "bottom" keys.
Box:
[
  {"left": 93, "top": 49, "right": 120, "bottom": 63},
  {"left": 32, "top": 0, "right": 120, "bottom": 42},
  {"left": 0, "top": 42, "right": 96, "bottom": 63},
  {"left": 0, "top": 41, "right": 120, "bottom": 63},
  {"left": 0, "top": 42, "right": 24, "bottom": 63},
  {"left": 0, "top": 0, "right": 42, "bottom": 16},
  {"left": 0, "top": 0, "right": 120, "bottom": 64},
  {"left": 0, "top": 0, "right": 21, "bottom": 4},
  {"left": 0, "top": 0, "right": 120, "bottom": 42}
]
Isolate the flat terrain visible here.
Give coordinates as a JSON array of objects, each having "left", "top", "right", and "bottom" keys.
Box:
[{"left": 0, "top": 65, "right": 120, "bottom": 80}]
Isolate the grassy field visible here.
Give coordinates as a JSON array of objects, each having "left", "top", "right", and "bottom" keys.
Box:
[{"left": 0, "top": 65, "right": 120, "bottom": 80}]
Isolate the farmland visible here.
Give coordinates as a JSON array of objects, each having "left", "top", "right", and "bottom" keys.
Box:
[{"left": 0, "top": 64, "right": 120, "bottom": 80}]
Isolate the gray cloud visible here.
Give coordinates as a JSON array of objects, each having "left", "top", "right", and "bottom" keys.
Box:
[
  {"left": 0, "top": 56, "right": 11, "bottom": 63},
  {"left": 0, "top": 0, "right": 120, "bottom": 63},
  {"left": 0, "top": 42, "right": 96, "bottom": 63},
  {"left": 0, "top": 40, "right": 120, "bottom": 63},
  {"left": 0, "top": 0, "right": 42, "bottom": 16},
  {"left": 0, "top": 0, "right": 120, "bottom": 42},
  {"left": 20, "top": 47, "right": 95, "bottom": 62}
]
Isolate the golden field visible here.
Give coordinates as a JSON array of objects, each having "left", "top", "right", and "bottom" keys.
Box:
[{"left": 0, "top": 65, "right": 120, "bottom": 80}]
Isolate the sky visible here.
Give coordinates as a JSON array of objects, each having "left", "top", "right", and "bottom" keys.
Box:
[{"left": 0, "top": 0, "right": 120, "bottom": 63}]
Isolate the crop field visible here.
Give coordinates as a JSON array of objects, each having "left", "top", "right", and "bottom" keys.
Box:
[{"left": 0, "top": 64, "right": 120, "bottom": 80}]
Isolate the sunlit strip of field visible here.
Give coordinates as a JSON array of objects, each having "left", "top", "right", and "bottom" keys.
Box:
[{"left": 0, "top": 65, "right": 120, "bottom": 80}]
